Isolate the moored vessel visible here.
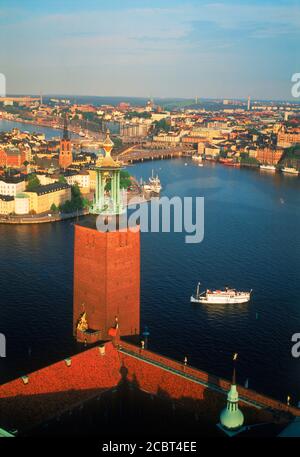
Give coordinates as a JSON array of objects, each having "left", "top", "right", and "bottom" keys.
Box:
[
  {"left": 142, "top": 171, "right": 162, "bottom": 194},
  {"left": 260, "top": 164, "right": 276, "bottom": 172},
  {"left": 282, "top": 167, "right": 299, "bottom": 175},
  {"left": 192, "top": 155, "right": 203, "bottom": 162},
  {"left": 148, "top": 170, "right": 162, "bottom": 193},
  {"left": 190, "top": 283, "right": 252, "bottom": 304}
]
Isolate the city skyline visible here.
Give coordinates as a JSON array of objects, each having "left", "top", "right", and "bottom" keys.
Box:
[{"left": 1, "top": 0, "right": 300, "bottom": 100}]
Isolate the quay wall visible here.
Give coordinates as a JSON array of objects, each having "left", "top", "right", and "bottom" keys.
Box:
[{"left": 0, "top": 209, "right": 89, "bottom": 225}]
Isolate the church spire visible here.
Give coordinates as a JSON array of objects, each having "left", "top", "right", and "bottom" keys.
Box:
[
  {"left": 63, "top": 115, "right": 69, "bottom": 140},
  {"left": 219, "top": 353, "right": 244, "bottom": 434},
  {"left": 59, "top": 114, "right": 72, "bottom": 169}
]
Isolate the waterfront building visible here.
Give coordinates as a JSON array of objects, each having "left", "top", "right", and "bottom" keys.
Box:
[
  {"left": 0, "top": 195, "right": 14, "bottom": 215},
  {"left": 24, "top": 182, "right": 71, "bottom": 214},
  {"left": 153, "top": 131, "right": 182, "bottom": 144},
  {"left": 15, "top": 193, "right": 30, "bottom": 215},
  {"left": 256, "top": 147, "right": 284, "bottom": 165},
  {"left": 59, "top": 118, "right": 73, "bottom": 170},
  {"left": 198, "top": 142, "right": 221, "bottom": 157},
  {"left": 0, "top": 176, "right": 26, "bottom": 196},
  {"left": 65, "top": 170, "right": 90, "bottom": 193}
]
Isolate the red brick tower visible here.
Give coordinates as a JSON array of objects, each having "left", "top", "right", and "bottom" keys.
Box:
[
  {"left": 73, "top": 131, "right": 140, "bottom": 344},
  {"left": 59, "top": 118, "right": 72, "bottom": 170},
  {"left": 73, "top": 218, "right": 140, "bottom": 343}
]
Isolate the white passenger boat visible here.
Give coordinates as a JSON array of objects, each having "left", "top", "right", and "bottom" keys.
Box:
[
  {"left": 282, "top": 167, "right": 299, "bottom": 175},
  {"left": 148, "top": 170, "right": 162, "bottom": 193},
  {"left": 190, "top": 283, "right": 252, "bottom": 304},
  {"left": 260, "top": 164, "right": 276, "bottom": 172},
  {"left": 192, "top": 155, "right": 203, "bottom": 162}
]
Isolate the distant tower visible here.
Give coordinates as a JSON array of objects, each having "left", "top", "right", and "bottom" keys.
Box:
[
  {"left": 247, "top": 96, "right": 251, "bottom": 111},
  {"left": 218, "top": 354, "right": 245, "bottom": 436},
  {"left": 59, "top": 117, "right": 73, "bottom": 169},
  {"left": 73, "top": 129, "right": 140, "bottom": 344},
  {"left": 146, "top": 99, "right": 153, "bottom": 112}
]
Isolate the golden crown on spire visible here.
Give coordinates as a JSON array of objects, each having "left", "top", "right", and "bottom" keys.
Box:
[{"left": 96, "top": 129, "right": 121, "bottom": 168}]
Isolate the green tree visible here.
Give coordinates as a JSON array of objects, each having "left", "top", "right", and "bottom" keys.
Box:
[
  {"left": 125, "top": 111, "right": 151, "bottom": 120},
  {"left": 120, "top": 170, "right": 132, "bottom": 189},
  {"left": 153, "top": 118, "right": 171, "bottom": 134},
  {"left": 50, "top": 203, "right": 58, "bottom": 212},
  {"left": 58, "top": 175, "right": 67, "bottom": 183},
  {"left": 59, "top": 183, "right": 89, "bottom": 213},
  {"left": 27, "top": 174, "right": 41, "bottom": 191}
]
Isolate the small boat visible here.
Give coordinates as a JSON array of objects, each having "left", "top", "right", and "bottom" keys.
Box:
[
  {"left": 192, "top": 155, "right": 204, "bottom": 166},
  {"left": 282, "top": 167, "right": 299, "bottom": 175},
  {"left": 148, "top": 170, "right": 162, "bottom": 193},
  {"left": 223, "top": 161, "right": 240, "bottom": 168},
  {"left": 190, "top": 282, "right": 252, "bottom": 304},
  {"left": 260, "top": 164, "right": 276, "bottom": 172},
  {"left": 192, "top": 155, "right": 203, "bottom": 162}
]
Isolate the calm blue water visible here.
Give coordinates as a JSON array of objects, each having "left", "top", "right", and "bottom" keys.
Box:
[
  {"left": 0, "top": 159, "right": 300, "bottom": 405},
  {"left": 0, "top": 119, "right": 77, "bottom": 140}
]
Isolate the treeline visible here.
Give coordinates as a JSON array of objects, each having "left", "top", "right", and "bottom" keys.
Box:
[{"left": 51, "top": 184, "right": 89, "bottom": 213}]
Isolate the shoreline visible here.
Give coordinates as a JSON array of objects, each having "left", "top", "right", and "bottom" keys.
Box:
[
  {"left": 0, "top": 114, "right": 103, "bottom": 140},
  {"left": 0, "top": 192, "right": 150, "bottom": 225},
  {"left": 0, "top": 208, "right": 90, "bottom": 225}
]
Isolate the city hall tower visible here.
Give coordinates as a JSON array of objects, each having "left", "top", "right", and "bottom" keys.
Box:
[{"left": 73, "top": 130, "right": 140, "bottom": 344}]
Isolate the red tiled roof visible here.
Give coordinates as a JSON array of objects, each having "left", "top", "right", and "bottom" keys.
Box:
[{"left": 0, "top": 343, "right": 120, "bottom": 430}]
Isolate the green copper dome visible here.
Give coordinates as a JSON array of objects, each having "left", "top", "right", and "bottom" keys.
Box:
[{"left": 220, "top": 384, "right": 244, "bottom": 430}]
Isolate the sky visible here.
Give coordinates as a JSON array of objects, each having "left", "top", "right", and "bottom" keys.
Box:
[{"left": 0, "top": 0, "right": 299, "bottom": 100}]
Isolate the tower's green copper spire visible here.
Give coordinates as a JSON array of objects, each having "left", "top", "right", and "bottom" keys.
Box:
[
  {"left": 219, "top": 353, "right": 244, "bottom": 431},
  {"left": 90, "top": 129, "right": 123, "bottom": 215}
]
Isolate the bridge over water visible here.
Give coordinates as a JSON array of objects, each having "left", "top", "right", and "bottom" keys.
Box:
[{"left": 117, "top": 145, "right": 190, "bottom": 164}]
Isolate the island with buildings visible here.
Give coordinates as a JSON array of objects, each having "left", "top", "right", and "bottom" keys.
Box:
[{"left": 1, "top": 95, "right": 300, "bottom": 223}]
